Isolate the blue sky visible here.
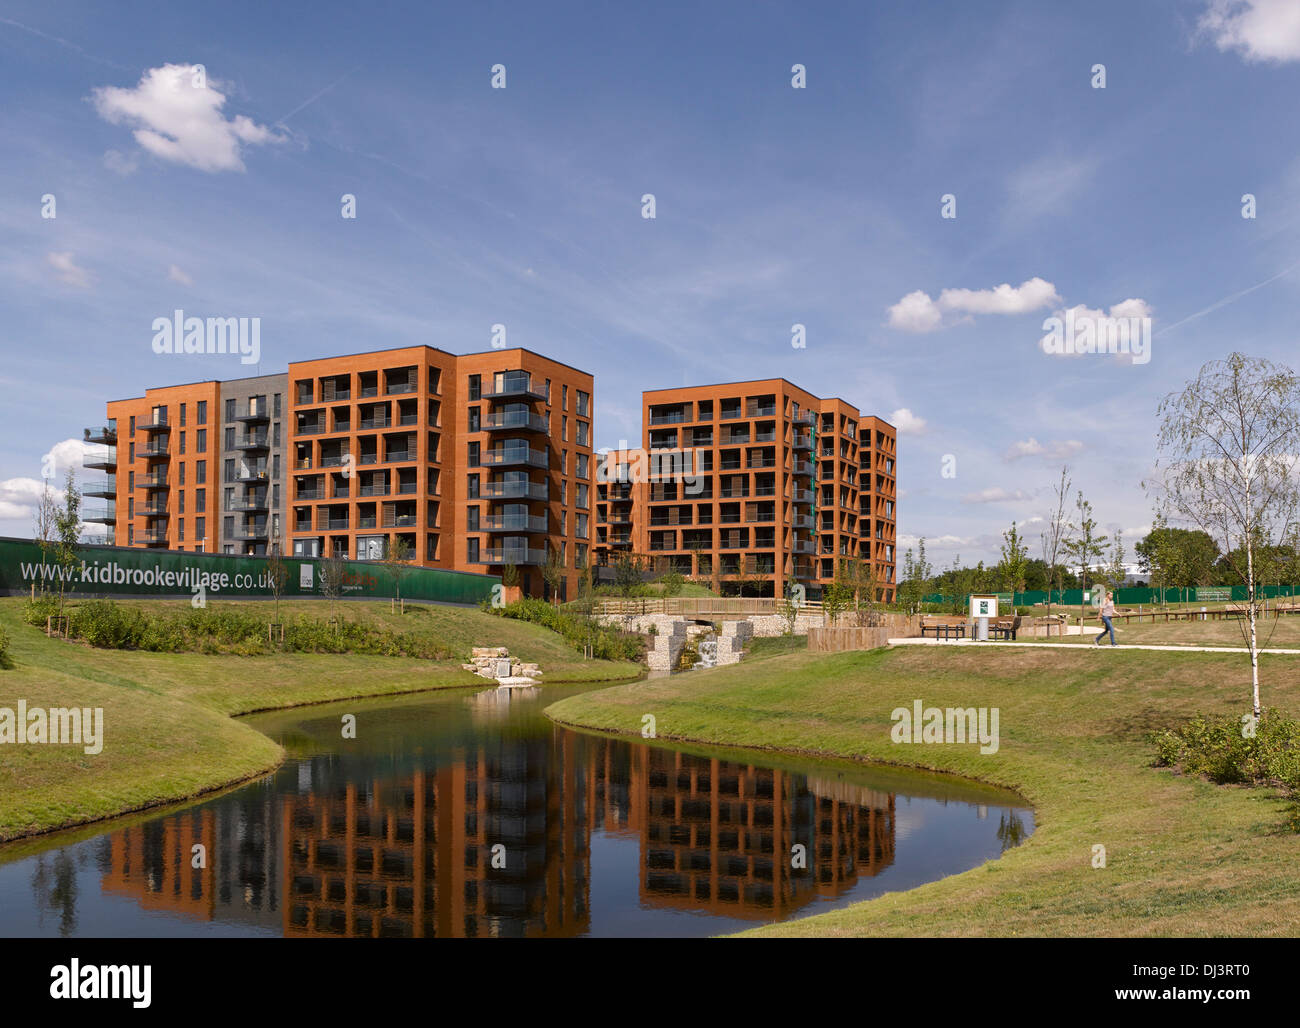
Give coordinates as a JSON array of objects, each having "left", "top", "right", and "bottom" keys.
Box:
[{"left": 3, "top": 0, "right": 1299, "bottom": 565}]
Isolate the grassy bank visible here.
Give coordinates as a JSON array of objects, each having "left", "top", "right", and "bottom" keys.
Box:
[
  {"left": 546, "top": 644, "right": 1300, "bottom": 936},
  {"left": 0, "top": 597, "right": 641, "bottom": 842}
]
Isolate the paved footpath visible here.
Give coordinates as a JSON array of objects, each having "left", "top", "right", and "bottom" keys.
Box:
[{"left": 887, "top": 638, "right": 1300, "bottom": 655}]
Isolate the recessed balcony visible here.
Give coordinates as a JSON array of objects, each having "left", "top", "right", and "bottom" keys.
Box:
[{"left": 480, "top": 446, "right": 549, "bottom": 469}]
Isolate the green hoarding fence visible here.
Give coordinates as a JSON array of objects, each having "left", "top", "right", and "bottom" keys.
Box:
[
  {"left": 0, "top": 536, "right": 499, "bottom": 606},
  {"left": 921, "top": 584, "right": 1300, "bottom": 609}
]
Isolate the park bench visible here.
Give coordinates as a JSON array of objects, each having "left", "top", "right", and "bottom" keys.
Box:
[
  {"left": 990, "top": 615, "right": 1022, "bottom": 640},
  {"left": 920, "top": 616, "right": 967, "bottom": 640}
]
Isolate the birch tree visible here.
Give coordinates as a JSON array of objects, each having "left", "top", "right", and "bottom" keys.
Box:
[{"left": 1147, "top": 353, "right": 1300, "bottom": 717}]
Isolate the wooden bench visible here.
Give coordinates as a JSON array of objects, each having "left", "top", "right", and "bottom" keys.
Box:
[
  {"left": 989, "top": 615, "right": 1022, "bottom": 640},
  {"left": 920, "top": 616, "right": 967, "bottom": 640}
]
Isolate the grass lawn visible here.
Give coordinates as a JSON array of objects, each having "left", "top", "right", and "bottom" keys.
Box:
[
  {"left": 546, "top": 642, "right": 1300, "bottom": 936},
  {"left": 0, "top": 596, "right": 641, "bottom": 842},
  {"left": 1020, "top": 612, "right": 1300, "bottom": 648}
]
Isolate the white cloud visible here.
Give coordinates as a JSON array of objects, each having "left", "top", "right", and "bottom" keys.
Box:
[
  {"left": 886, "top": 290, "right": 942, "bottom": 332},
  {"left": 1201, "top": 0, "right": 1300, "bottom": 63},
  {"left": 889, "top": 408, "right": 927, "bottom": 434},
  {"left": 0, "top": 477, "right": 49, "bottom": 522},
  {"left": 887, "top": 278, "right": 1060, "bottom": 333},
  {"left": 961, "top": 487, "right": 1033, "bottom": 504},
  {"left": 168, "top": 264, "right": 194, "bottom": 286},
  {"left": 1003, "top": 437, "right": 1084, "bottom": 462},
  {"left": 47, "top": 251, "right": 91, "bottom": 288},
  {"left": 45, "top": 438, "right": 95, "bottom": 477},
  {"left": 91, "top": 63, "right": 286, "bottom": 172},
  {"left": 938, "top": 277, "right": 1061, "bottom": 316}
]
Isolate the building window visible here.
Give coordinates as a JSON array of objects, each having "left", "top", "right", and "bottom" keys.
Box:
[
  {"left": 225, "top": 398, "right": 236, "bottom": 421},
  {"left": 467, "top": 537, "right": 480, "bottom": 563},
  {"left": 468, "top": 407, "right": 480, "bottom": 432},
  {"left": 467, "top": 441, "right": 480, "bottom": 466},
  {"left": 274, "top": 393, "right": 282, "bottom": 417},
  {"left": 178, "top": 518, "right": 185, "bottom": 541},
  {"left": 196, "top": 428, "right": 206, "bottom": 452},
  {"left": 576, "top": 421, "right": 589, "bottom": 446},
  {"left": 467, "top": 506, "right": 479, "bottom": 531},
  {"left": 197, "top": 400, "right": 207, "bottom": 423},
  {"left": 577, "top": 390, "right": 590, "bottom": 417},
  {"left": 225, "top": 426, "right": 235, "bottom": 450},
  {"left": 577, "top": 453, "right": 589, "bottom": 479},
  {"left": 196, "top": 517, "right": 205, "bottom": 540},
  {"left": 561, "top": 416, "right": 568, "bottom": 442},
  {"left": 468, "top": 374, "right": 480, "bottom": 401},
  {"left": 179, "top": 463, "right": 186, "bottom": 485},
  {"left": 196, "top": 460, "right": 206, "bottom": 484},
  {"left": 196, "top": 488, "right": 205, "bottom": 512},
  {"left": 179, "top": 492, "right": 186, "bottom": 515},
  {"left": 180, "top": 403, "right": 187, "bottom": 427},
  {"left": 577, "top": 513, "right": 589, "bottom": 538},
  {"left": 562, "top": 384, "right": 568, "bottom": 410},
  {"left": 577, "top": 483, "right": 589, "bottom": 508},
  {"left": 467, "top": 475, "right": 479, "bottom": 498}
]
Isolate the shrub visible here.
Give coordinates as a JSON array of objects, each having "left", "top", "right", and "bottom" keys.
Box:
[
  {"left": 1152, "top": 711, "right": 1300, "bottom": 827},
  {"left": 659, "top": 572, "right": 685, "bottom": 598},
  {"left": 22, "top": 595, "right": 59, "bottom": 627},
  {"left": 0, "top": 622, "right": 10, "bottom": 667},
  {"left": 491, "top": 598, "right": 642, "bottom": 661}
]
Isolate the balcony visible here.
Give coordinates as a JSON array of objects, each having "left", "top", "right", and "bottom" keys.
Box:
[
  {"left": 480, "top": 446, "right": 549, "bottom": 469},
  {"left": 384, "top": 450, "right": 414, "bottom": 464},
  {"left": 84, "top": 426, "right": 116, "bottom": 446},
  {"left": 82, "top": 507, "right": 116, "bottom": 524},
  {"left": 359, "top": 417, "right": 392, "bottom": 430},
  {"left": 139, "top": 474, "right": 169, "bottom": 490},
  {"left": 141, "top": 442, "right": 170, "bottom": 458},
  {"left": 382, "top": 513, "right": 418, "bottom": 528},
  {"left": 792, "top": 539, "right": 817, "bottom": 555},
  {"left": 227, "top": 497, "right": 269, "bottom": 512},
  {"left": 140, "top": 504, "right": 168, "bottom": 517},
  {"left": 358, "top": 483, "right": 389, "bottom": 497},
  {"left": 485, "top": 411, "right": 549, "bottom": 434},
  {"left": 483, "top": 480, "right": 549, "bottom": 501},
  {"left": 792, "top": 488, "right": 814, "bottom": 505},
  {"left": 484, "top": 375, "right": 547, "bottom": 401},
  {"left": 481, "top": 547, "right": 547, "bottom": 566},
  {"left": 792, "top": 433, "right": 813, "bottom": 450},
  {"left": 603, "top": 512, "right": 633, "bottom": 525},
  {"left": 296, "top": 422, "right": 327, "bottom": 435},
  {"left": 792, "top": 513, "right": 813, "bottom": 530},
  {"left": 236, "top": 467, "right": 269, "bottom": 483},
  {"left": 82, "top": 448, "right": 117, "bottom": 471},
  {"left": 235, "top": 434, "right": 270, "bottom": 451},
  {"left": 793, "top": 410, "right": 815, "bottom": 426},
  {"left": 142, "top": 530, "right": 168, "bottom": 546},
  {"left": 649, "top": 411, "right": 687, "bottom": 426},
  {"left": 232, "top": 407, "right": 271, "bottom": 423},
  {"left": 317, "top": 517, "right": 350, "bottom": 531},
  {"left": 141, "top": 420, "right": 171, "bottom": 434},
  {"left": 607, "top": 535, "right": 633, "bottom": 548},
  {"left": 84, "top": 478, "right": 116, "bottom": 498},
  {"left": 792, "top": 460, "right": 815, "bottom": 477},
  {"left": 235, "top": 525, "right": 270, "bottom": 541},
  {"left": 483, "top": 514, "right": 548, "bottom": 533}
]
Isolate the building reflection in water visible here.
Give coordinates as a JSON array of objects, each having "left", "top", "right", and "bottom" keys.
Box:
[{"left": 93, "top": 733, "right": 897, "bottom": 937}]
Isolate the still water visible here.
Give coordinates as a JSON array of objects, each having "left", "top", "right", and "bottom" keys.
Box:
[{"left": 0, "top": 683, "right": 1033, "bottom": 938}]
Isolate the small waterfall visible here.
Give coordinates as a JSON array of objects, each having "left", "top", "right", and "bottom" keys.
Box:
[{"left": 696, "top": 634, "right": 718, "bottom": 669}]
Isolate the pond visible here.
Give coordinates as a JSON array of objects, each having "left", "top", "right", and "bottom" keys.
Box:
[{"left": 0, "top": 683, "right": 1033, "bottom": 938}]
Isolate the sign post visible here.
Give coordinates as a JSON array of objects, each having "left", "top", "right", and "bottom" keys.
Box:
[{"left": 969, "top": 593, "right": 998, "bottom": 642}]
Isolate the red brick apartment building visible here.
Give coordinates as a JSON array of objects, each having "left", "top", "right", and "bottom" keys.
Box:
[
  {"left": 593, "top": 380, "right": 896, "bottom": 601},
  {"left": 85, "top": 347, "right": 595, "bottom": 597}
]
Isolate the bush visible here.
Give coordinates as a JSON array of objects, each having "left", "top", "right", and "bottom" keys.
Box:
[
  {"left": 21, "top": 595, "right": 60, "bottom": 627},
  {"left": 491, "top": 598, "right": 642, "bottom": 661},
  {"left": 658, "top": 572, "right": 685, "bottom": 598},
  {"left": 0, "top": 622, "right": 10, "bottom": 667},
  {"left": 49, "top": 600, "right": 453, "bottom": 659},
  {"left": 1153, "top": 711, "right": 1300, "bottom": 827}
]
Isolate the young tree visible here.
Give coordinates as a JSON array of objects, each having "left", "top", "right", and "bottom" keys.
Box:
[
  {"left": 32, "top": 478, "right": 59, "bottom": 597},
  {"left": 542, "top": 545, "right": 566, "bottom": 603},
  {"left": 997, "top": 521, "right": 1030, "bottom": 597},
  {"left": 53, "top": 470, "right": 82, "bottom": 616},
  {"left": 500, "top": 561, "right": 521, "bottom": 598},
  {"left": 1039, "top": 465, "right": 1072, "bottom": 615},
  {"left": 1147, "top": 352, "right": 1300, "bottom": 717},
  {"left": 613, "top": 552, "right": 641, "bottom": 598},
  {"left": 319, "top": 552, "right": 347, "bottom": 626},
  {"left": 265, "top": 536, "right": 288, "bottom": 631},
  {"left": 383, "top": 535, "right": 414, "bottom": 614},
  {"left": 1063, "top": 491, "right": 1108, "bottom": 625},
  {"left": 1103, "top": 530, "right": 1127, "bottom": 593},
  {"left": 821, "top": 579, "right": 853, "bottom": 625}
]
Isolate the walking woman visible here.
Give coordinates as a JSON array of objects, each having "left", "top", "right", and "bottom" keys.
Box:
[{"left": 1095, "top": 588, "right": 1117, "bottom": 646}]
